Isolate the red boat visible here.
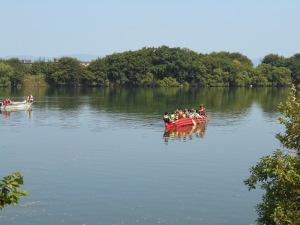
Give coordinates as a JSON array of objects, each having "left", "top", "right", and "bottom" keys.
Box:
[{"left": 164, "top": 116, "right": 208, "bottom": 130}]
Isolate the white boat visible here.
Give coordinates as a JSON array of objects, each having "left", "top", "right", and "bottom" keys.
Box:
[
  {"left": 10, "top": 100, "right": 27, "bottom": 105},
  {"left": 0, "top": 101, "right": 33, "bottom": 111}
]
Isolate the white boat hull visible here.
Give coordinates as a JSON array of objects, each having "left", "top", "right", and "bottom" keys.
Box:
[
  {"left": 0, "top": 102, "right": 32, "bottom": 111},
  {"left": 10, "top": 100, "right": 27, "bottom": 105}
]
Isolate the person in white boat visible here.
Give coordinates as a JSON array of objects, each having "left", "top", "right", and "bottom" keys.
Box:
[
  {"left": 2, "top": 98, "right": 11, "bottom": 107},
  {"left": 27, "top": 94, "right": 34, "bottom": 103}
]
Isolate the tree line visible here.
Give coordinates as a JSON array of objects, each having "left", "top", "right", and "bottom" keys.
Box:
[{"left": 1, "top": 46, "right": 300, "bottom": 88}]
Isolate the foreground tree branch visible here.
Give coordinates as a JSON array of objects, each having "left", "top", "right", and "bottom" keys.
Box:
[
  {"left": 245, "top": 86, "right": 300, "bottom": 225},
  {"left": 0, "top": 172, "right": 27, "bottom": 209}
]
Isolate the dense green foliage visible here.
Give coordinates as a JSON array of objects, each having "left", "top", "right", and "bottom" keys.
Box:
[
  {"left": 0, "top": 58, "right": 29, "bottom": 87},
  {"left": 277, "top": 87, "right": 300, "bottom": 152},
  {"left": 0, "top": 172, "right": 27, "bottom": 209},
  {"left": 0, "top": 63, "right": 14, "bottom": 87},
  {"left": 262, "top": 54, "right": 300, "bottom": 84},
  {"left": 245, "top": 86, "right": 300, "bottom": 225},
  {"left": 1, "top": 46, "right": 299, "bottom": 87},
  {"left": 44, "top": 57, "right": 95, "bottom": 86}
]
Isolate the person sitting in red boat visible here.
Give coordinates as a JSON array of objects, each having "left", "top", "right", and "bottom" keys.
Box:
[
  {"left": 177, "top": 109, "right": 185, "bottom": 119},
  {"left": 189, "top": 108, "right": 201, "bottom": 118},
  {"left": 169, "top": 112, "right": 176, "bottom": 122},
  {"left": 182, "top": 109, "right": 188, "bottom": 118},
  {"left": 163, "top": 111, "right": 176, "bottom": 123},
  {"left": 174, "top": 110, "right": 179, "bottom": 120},
  {"left": 163, "top": 112, "right": 170, "bottom": 123},
  {"left": 199, "top": 104, "right": 207, "bottom": 117}
]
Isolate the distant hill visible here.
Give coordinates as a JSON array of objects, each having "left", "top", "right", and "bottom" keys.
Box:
[
  {"left": 0, "top": 54, "right": 99, "bottom": 62},
  {"left": 0, "top": 55, "right": 51, "bottom": 61}
]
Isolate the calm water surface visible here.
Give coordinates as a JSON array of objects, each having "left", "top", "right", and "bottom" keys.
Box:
[{"left": 0, "top": 87, "right": 288, "bottom": 225}]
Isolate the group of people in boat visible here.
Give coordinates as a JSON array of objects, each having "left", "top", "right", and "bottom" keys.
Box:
[
  {"left": 0, "top": 94, "right": 34, "bottom": 107},
  {"left": 163, "top": 104, "right": 207, "bottom": 123}
]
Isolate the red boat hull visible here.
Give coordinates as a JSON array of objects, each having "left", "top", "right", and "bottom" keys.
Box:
[{"left": 164, "top": 117, "right": 207, "bottom": 130}]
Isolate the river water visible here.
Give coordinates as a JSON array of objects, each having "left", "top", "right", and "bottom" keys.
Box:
[{"left": 0, "top": 87, "right": 288, "bottom": 225}]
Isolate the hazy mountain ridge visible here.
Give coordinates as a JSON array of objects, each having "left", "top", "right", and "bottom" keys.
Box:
[{"left": 0, "top": 54, "right": 99, "bottom": 61}]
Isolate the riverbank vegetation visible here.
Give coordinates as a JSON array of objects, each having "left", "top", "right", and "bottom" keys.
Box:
[
  {"left": 1, "top": 46, "right": 300, "bottom": 88},
  {"left": 245, "top": 86, "right": 300, "bottom": 225}
]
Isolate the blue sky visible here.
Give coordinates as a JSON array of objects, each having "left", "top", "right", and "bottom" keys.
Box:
[{"left": 1, "top": 0, "right": 299, "bottom": 59}]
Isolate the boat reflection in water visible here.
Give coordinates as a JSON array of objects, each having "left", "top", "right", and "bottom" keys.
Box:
[
  {"left": 163, "top": 122, "right": 206, "bottom": 143},
  {"left": 0, "top": 109, "right": 32, "bottom": 119},
  {"left": 0, "top": 110, "right": 12, "bottom": 117}
]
